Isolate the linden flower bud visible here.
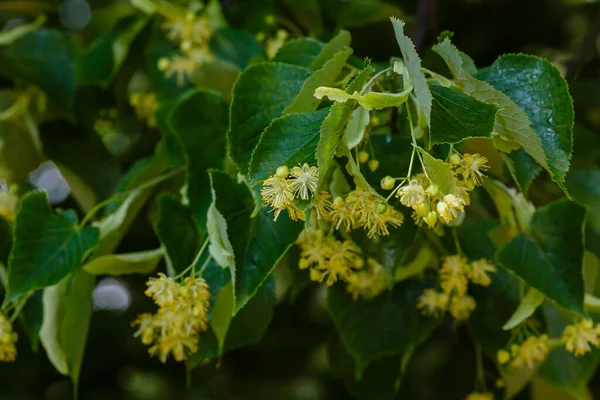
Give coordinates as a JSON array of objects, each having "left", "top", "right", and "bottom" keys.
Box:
[
  {"left": 276, "top": 165, "right": 289, "bottom": 178},
  {"left": 368, "top": 159, "right": 379, "bottom": 172},
  {"left": 358, "top": 151, "right": 369, "bottom": 164},
  {"left": 423, "top": 211, "right": 438, "bottom": 228},
  {"left": 426, "top": 184, "right": 440, "bottom": 197},
  {"left": 157, "top": 57, "right": 170, "bottom": 71},
  {"left": 333, "top": 196, "right": 345, "bottom": 209},
  {"left": 376, "top": 202, "right": 387, "bottom": 214},
  {"left": 380, "top": 176, "right": 395, "bottom": 190},
  {"left": 449, "top": 153, "right": 461, "bottom": 166},
  {"left": 180, "top": 39, "right": 193, "bottom": 52},
  {"left": 415, "top": 202, "right": 430, "bottom": 218},
  {"left": 497, "top": 349, "right": 511, "bottom": 364}
]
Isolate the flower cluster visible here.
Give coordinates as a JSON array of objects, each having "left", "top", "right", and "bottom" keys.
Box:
[
  {"left": 561, "top": 319, "right": 600, "bottom": 357},
  {"left": 132, "top": 273, "right": 211, "bottom": 362},
  {"left": 129, "top": 92, "right": 158, "bottom": 128},
  {"left": 0, "top": 313, "right": 17, "bottom": 362},
  {"left": 157, "top": 9, "right": 216, "bottom": 86},
  {"left": 385, "top": 152, "right": 489, "bottom": 229},
  {"left": 417, "top": 255, "right": 497, "bottom": 320},
  {"left": 296, "top": 229, "right": 389, "bottom": 299},
  {"left": 497, "top": 334, "right": 550, "bottom": 369},
  {"left": 261, "top": 163, "right": 321, "bottom": 221},
  {"left": 331, "top": 188, "right": 404, "bottom": 238}
]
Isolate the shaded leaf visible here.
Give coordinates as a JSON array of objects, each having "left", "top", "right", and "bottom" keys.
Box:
[
  {"left": 210, "top": 28, "right": 265, "bottom": 69},
  {"left": 273, "top": 37, "right": 324, "bottom": 67},
  {"left": 228, "top": 62, "right": 312, "bottom": 174},
  {"left": 345, "top": 106, "right": 370, "bottom": 149},
  {"left": 82, "top": 248, "right": 163, "bottom": 276},
  {"left": 429, "top": 84, "right": 498, "bottom": 145},
  {"left": 417, "top": 148, "right": 456, "bottom": 195},
  {"left": 248, "top": 108, "right": 329, "bottom": 183},
  {"left": 495, "top": 200, "right": 586, "bottom": 315},
  {"left": 6, "top": 191, "right": 99, "bottom": 303},
  {"left": 39, "top": 271, "right": 94, "bottom": 386},
  {"left": 309, "top": 30, "right": 351, "bottom": 72}
]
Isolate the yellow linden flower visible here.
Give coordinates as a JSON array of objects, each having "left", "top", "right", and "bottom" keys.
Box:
[
  {"left": 0, "top": 313, "right": 17, "bottom": 362},
  {"left": 130, "top": 92, "right": 158, "bottom": 127},
  {"left": 469, "top": 259, "right": 497, "bottom": 287},
  {"left": 465, "top": 392, "right": 494, "bottom": 400},
  {"left": 397, "top": 179, "right": 427, "bottom": 208},
  {"left": 261, "top": 175, "right": 294, "bottom": 221},
  {"left": 288, "top": 163, "right": 318, "bottom": 200},
  {"left": 159, "top": 54, "right": 195, "bottom": 87},
  {"left": 285, "top": 202, "right": 306, "bottom": 221},
  {"left": 509, "top": 334, "right": 549, "bottom": 369},
  {"left": 346, "top": 258, "right": 389, "bottom": 300},
  {"left": 319, "top": 240, "right": 363, "bottom": 286},
  {"left": 497, "top": 349, "right": 511, "bottom": 364},
  {"left": 561, "top": 319, "right": 600, "bottom": 357},
  {"left": 366, "top": 204, "right": 404, "bottom": 238},
  {"left": 458, "top": 153, "right": 489, "bottom": 187},
  {"left": 358, "top": 151, "right": 369, "bottom": 163},
  {"left": 331, "top": 198, "right": 355, "bottom": 231},
  {"left": 0, "top": 190, "right": 18, "bottom": 223},
  {"left": 312, "top": 191, "right": 333, "bottom": 220},
  {"left": 162, "top": 13, "right": 214, "bottom": 47},
  {"left": 145, "top": 273, "right": 180, "bottom": 307},
  {"left": 149, "top": 332, "right": 199, "bottom": 363},
  {"left": 440, "top": 255, "right": 469, "bottom": 296},
  {"left": 437, "top": 194, "right": 466, "bottom": 224},
  {"left": 132, "top": 313, "right": 157, "bottom": 345},
  {"left": 417, "top": 289, "right": 449, "bottom": 317},
  {"left": 448, "top": 294, "right": 476, "bottom": 320}
]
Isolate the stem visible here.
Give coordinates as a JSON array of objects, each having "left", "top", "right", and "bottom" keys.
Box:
[
  {"left": 422, "top": 67, "right": 456, "bottom": 87},
  {"left": 474, "top": 344, "right": 487, "bottom": 391},
  {"left": 177, "top": 237, "right": 209, "bottom": 279},
  {"left": 452, "top": 229, "right": 462, "bottom": 255},
  {"left": 360, "top": 67, "right": 391, "bottom": 95},
  {"left": 9, "top": 293, "right": 30, "bottom": 323},
  {"left": 198, "top": 255, "right": 213, "bottom": 276}
]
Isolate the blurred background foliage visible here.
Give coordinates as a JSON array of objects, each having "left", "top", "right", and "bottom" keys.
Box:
[{"left": 0, "top": 0, "right": 600, "bottom": 399}]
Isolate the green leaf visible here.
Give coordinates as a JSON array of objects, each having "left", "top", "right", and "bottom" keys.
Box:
[
  {"left": 495, "top": 200, "right": 587, "bottom": 315},
  {"left": 477, "top": 54, "right": 574, "bottom": 186},
  {"left": 284, "top": 47, "right": 352, "bottom": 114},
  {"left": 206, "top": 202, "right": 235, "bottom": 271},
  {"left": 228, "top": 62, "right": 312, "bottom": 174},
  {"left": 210, "top": 282, "right": 234, "bottom": 355},
  {"left": 483, "top": 179, "right": 535, "bottom": 238},
  {"left": 273, "top": 37, "right": 325, "bottom": 67},
  {"left": 210, "top": 28, "right": 265, "bottom": 70},
  {"left": 281, "top": 0, "right": 323, "bottom": 33},
  {"left": 390, "top": 18, "right": 431, "bottom": 126},
  {"left": 429, "top": 84, "right": 498, "bottom": 145},
  {"left": 539, "top": 304, "right": 600, "bottom": 399},
  {"left": 327, "top": 336, "right": 403, "bottom": 400},
  {"left": 0, "top": 29, "right": 76, "bottom": 118},
  {"left": 309, "top": 30, "right": 351, "bottom": 72},
  {"left": 0, "top": 15, "right": 46, "bottom": 46},
  {"left": 209, "top": 170, "right": 302, "bottom": 313},
  {"left": 567, "top": 168, "right": 600, "bottom": 235},
  {"left": 327, "top": 0, "right": 406, "bottom": 28},
  {"left": 503, "top": 149, "right": 542, "bottom": 193},
  {"left": 39, "top": 271, "right": 94, "bottom": 387},
  {"left": 189, "top": 274, "right": 276, "bottom": 365},
  {"left": 416, "top": 147, "right": 456, "bottom": 195},
  {"left": 502, "top": 288, "right": 545, "bottom": 330},
  {"left": 248, "top": 108, "right": 329, "bottom": 183},
  {"left": 316, "top": 65, "right": 374, "bottom": 187},
  {"left": 345, "top": 106, "right": 370, "bottom": 149},
  {"left": 432, "top": 39, "right": 552, "bottom": 185},
  {"left": 168, "top": 90, "right": 228, "bottom": 233},
  {"left": 154, "top": 195, "right": 199, "bottom": 275},
  {"left": 77, "top": 16, "right": 149, "bottom": 88},
  {"left": 20, "top": 291, "right": 44, "bottom": 352},
  {"left": 6, "top": 191, "right": 99, "bottom": 303},
  {"left": 82, "top": 248, "right": 164, "bottom": 276},
  {"left": 327, "top": 280, "right": 441, "bottom": 373}
]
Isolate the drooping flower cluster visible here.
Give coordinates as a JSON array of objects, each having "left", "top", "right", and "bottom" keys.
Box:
[
  {"left": 0, "top": 313, "right": 17, "bottom": 362},
  {"left": 561, "top": 319, "right": 600, "bottom": 357},
  {"left": 417, "top": 255, "right": 497, "bottom": 320},
  {"left": 497, "top": 334, "right": 550, "bottom": 369},
  {"left": 157, "top": 9, "right": 216, "bottom": 86},
  {"left": 385, "top": 152, "right": 489, "bottom": 229},
  {"left": 296, "top": 230, "right": 389, "bottom": 300},
  {"left": 132, "top": 273, "right": 211, "bottom": 362},
  {"left": 331, "top": 188, "right": 404, "bottom": 238},
  {"left": 261, "top": 163, "right": 321, "bottom": 221},
  {"left": 129, "top": 92, "right": 159, "bottom": 128}
]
